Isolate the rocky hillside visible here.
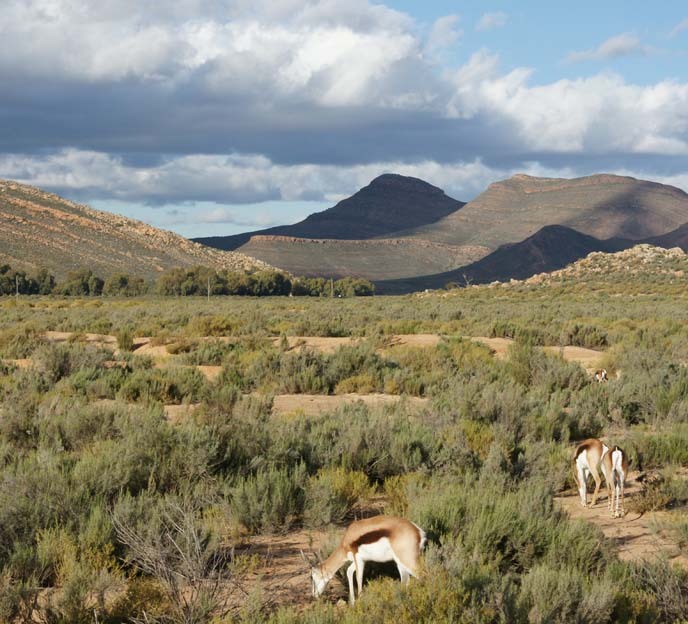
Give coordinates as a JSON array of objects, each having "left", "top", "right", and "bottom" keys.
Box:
[
  {"left": 518, "top": 244, "right": 687, "bottom": 287},
  {"left": 0, "top": 180, "right": 271, "bottom": 279},
  {"left": 397, "top": 173, "right": 688, "bottom": 248},
  {"left": 194, "top": 174, "right": 465, "bottom": 251},
  {"left": 238, "top": 235, "right": 488, "bottom": 280},
  {"left": 376, "top": 215, "right": 688, "bottom": 294}
]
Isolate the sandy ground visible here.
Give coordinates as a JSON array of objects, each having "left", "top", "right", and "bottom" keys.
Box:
[
  {"left": 467, "top": 336, "right": 605, "bottom": 371},
  {"left": 465, "top": 336, "right": 514, "bottom": 359},
  {"left": 270, "top": 336, "right": 359, "bottom": 353},
  {"left": 0, "top": 358, "right": 32, "bottom": 368},
  {"left": 232, "top": 528, "right": 335, "bottom": 612},
  {"left": 555, "top": 473, "right": 688, "bottom": 568},
  {"left": 272, "top": 393, "right": 429, "bottom": 417},
  {"left": 44, "top": 330, "right": 118, "bottom": 346},
  {"left": 542, "top": 345, "right": 605, "bottom": 371}
]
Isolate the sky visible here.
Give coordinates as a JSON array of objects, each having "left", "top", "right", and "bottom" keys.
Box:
[{"left": 1, "top": 0, "right": 688, "bottom": 238}]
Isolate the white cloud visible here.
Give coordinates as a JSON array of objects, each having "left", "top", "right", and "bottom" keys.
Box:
[
  {"left": 476, "top": 11, "right": 507, "bottom": 32},
  {"left": 669, "top": 18, "right": 688, "bottom": 38},
  {"left": 3, "top": 149, "right": 687, "bottom": 217},
  {"left": 0, "top": 148, "right": 510, "bottom": 205},
  {"left": 426, "top": 15, "right": 462, "bottom": 55},
  {"left": 447, "top": 51, "right": 688, "bottom": 155},
  {"left": 566, "top": 33, "right": 647, "bottom": 63}
]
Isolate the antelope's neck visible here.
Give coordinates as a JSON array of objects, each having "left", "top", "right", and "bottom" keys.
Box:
[{"left": 320, "top": 546, "right": 347, "bottom": 578}]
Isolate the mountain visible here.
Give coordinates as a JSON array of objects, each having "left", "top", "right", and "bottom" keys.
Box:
[
  {"left": 194, "top": 174, "right": 465, "bottom": 250},
  {"left": 375, "top": 225, "right": 630, "bottom": 293},
  {"left": 376, "top": 217, "right": 688, "bottom": 294},
  {"left": 0, "top": 180, "right": 270, "bottom": 279},
  {"left": 195, "top": 172, "right": 688, "bottom": 284},
  {"left": 645, "top": 222, "right": 688, "bottom": 250},
  {"left": 395, "top": 173, "right": 688, "bottom": 248}
]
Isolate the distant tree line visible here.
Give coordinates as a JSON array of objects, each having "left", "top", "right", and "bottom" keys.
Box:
[{"left": 0, "top": 264, "right": 374, "bottom": 297}]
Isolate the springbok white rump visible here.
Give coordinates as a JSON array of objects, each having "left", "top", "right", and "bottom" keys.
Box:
[
  {"left": 609, "top": 445, "right": 629, "bottom": 518},
  {"left": 573, "top": 438, "right": 612, "bottom": 509},
  {"left": 310, "top": 515, "right": 426, "bottom": 604}
]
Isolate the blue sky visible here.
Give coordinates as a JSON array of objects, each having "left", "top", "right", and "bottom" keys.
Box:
[{"left": 1, "top": 1, "right": 687, "bottom": 238}]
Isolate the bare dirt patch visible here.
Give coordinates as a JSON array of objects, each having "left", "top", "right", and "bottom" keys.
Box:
[
  {"left": 555, "top": 473, "right": 688, "bottom": 569},
  {"left": 465, "top": 336, "right": 514, "bottom": 359},
  {"left": 272, "top": 393, "right": 429, "bottom": 417},
  {"left": 270, "top": 336, "right": 359, "bottom": 353},
  {"left": 197, "top": 365, "right": 223, "bottom": 381},
  {"left": 382, "top": 334, "right": 442, "bottom": 349},
  {"left": 44, "top": 330, "right": 117, "bottom": 347},
  {"left": 233, "top": 528, "right": 333, "bottom": 612},
  {"left": 468, "top": 336, "right": 605, "bottom": 370},
  {"left": 542, "top": 345, "right": 605, "bottom": 371},
  {"left": 163, "top": 403, "right": 201, "bottom": 424},
  {"left": 1, "top": 358, "right": 32, "bottom": 368}
]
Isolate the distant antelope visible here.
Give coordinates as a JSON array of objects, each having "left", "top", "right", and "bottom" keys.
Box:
[
  {"left": 573, "top": 438, "right": 612, "bottom": 509},
  {"left": 308, "top": 516, "right": 426, "bottom": 605},
  {"left": 594, "top": 369, "right": 609, "bottom": 383}
]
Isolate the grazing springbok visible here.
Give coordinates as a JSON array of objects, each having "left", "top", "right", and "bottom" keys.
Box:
[
  {"left": 573, "top": 438, "right": 612, "bottom": 509},
  {"left": 309, "top": 515, "right": 426, "bottom": 605},
  {"left": 609, "top": 445, "right": 629, "bottom": 518},
  {"left": 594, "top": 368, "right": 609, "bottom": 383}
]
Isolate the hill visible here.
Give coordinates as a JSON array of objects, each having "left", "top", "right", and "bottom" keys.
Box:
[
  {"left": 0, "top": 180, "right": 270, "bottom": 279},
  {"left": 518, "top": 243, "right": 687, "bottom": 288},
  {"left": 374, "top": 225, "right": 626, "bottom": 293},
  {"left": 237, "top": 235, "right": 488, "bottom": 280},
  {"left": 398, "top": 173, "right": 688, "bottom": 248},
  {"left": 196, "top": 173, "right": 688, "bottom": 283},
  {"left": 376, "top": 215, "right": 688, "bottom": 294},
  {"left": 193, "top": 173, "right": 465, "bottom": 251}
]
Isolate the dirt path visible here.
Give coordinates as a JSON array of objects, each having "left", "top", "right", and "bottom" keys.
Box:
[{"left": 555, "top": 473, "right": 687, "bottom": 568}]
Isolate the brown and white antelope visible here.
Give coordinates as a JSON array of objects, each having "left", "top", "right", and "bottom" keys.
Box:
[
  {"left": 573, "top": 438, "right": 612, "bottom": 509},
  {"left": 309, "top": 515, "right": 426, "bottom": 604},
  {"left": 574, "top": 438, "right": 628, "bottom": 517},
  {"left": 594, "top": 368, "right": 609, "bottom": 383}
]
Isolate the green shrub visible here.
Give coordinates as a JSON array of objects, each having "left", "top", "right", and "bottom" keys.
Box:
[
  {"left": 233, "top": 464, "right": 307, "bottom": 533},
  {"left": 304, "top": 468, "right": 374, "bottom": 526},
  {"left": 115, "top": 326, "right": 135, "bottom": 352},
  {"left": 629, "top": 471, "right": 688, "bottom": 513},
  {"left": 117, "top": 366, "right": 206, "bottom": 404}
]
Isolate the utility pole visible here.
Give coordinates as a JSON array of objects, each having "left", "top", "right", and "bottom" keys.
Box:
[
  {"left": 207, "top": 275, "right": 211, "bottom": 302},
  {"left": 15, "top": 274, "right": 19, "bottom": 299},
  {"left": 330, "top": 278, "right": 334, "bottom": 298}
]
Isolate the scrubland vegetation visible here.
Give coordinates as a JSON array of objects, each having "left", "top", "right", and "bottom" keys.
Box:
[{"left": 1, "top": 272, "right": 688, "bottom": 623}]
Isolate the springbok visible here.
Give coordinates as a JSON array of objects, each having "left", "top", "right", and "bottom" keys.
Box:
[
  {"left": 573, "top": 438, "right": 612, "bottom": 509},
  {"left": 309, "top": 515, "right": 426, "bottom": 605},
  {"left": 594, "top": 369, "right": 609, "bottom": 383},
  {"left": 609, "top": 445, "right": 629, "bottom": 518}
]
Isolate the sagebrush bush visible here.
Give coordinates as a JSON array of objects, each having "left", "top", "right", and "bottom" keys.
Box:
[
  {"left": 304, "top": 468, "right": 374, "bottom": 526},
  {"left": 233, "top": 464, "right": 307, "bottom": 533}
]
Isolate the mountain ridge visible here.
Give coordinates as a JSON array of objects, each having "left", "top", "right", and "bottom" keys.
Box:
[
  {"left": 375, "top": 219, "right": 688, "bottom": 294},
  {"left": 0, "top": 179, "right": 271, "bottom": 279},
  {"left": 194, "top": 173, "right": 465, "bottom": 251}
]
